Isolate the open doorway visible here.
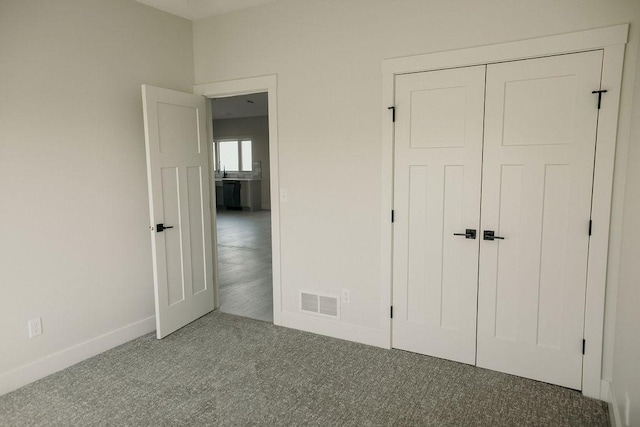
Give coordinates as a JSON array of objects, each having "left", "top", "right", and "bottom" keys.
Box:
[{"left": 211, "top": 93, "right": 273, "bottom": 322}]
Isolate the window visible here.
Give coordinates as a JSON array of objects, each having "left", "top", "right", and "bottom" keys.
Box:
[
  {"left": 219, "top": 140, "right": 239, "bottom": 172},
  {"left": 241, "top": 140, "right": 252, "bottom": 172},
  {"left": 214, "top": 139, "right": 252, "bottom": 172}
]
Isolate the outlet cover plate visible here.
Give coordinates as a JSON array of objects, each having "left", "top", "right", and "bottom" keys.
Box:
[
  {"left": 28, "top": 318, "right": 42, "bottom": 338},
  {"left": 341, "top": 288, "right": 350, "bottom": 304}
]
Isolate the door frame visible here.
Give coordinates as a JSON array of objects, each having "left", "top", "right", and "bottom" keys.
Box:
[
  {"left": 381, "top": 25, "right": 628, "bottom": 399},
  {"left": 194, "top": 75, "right": 282, "bottom": 326}
]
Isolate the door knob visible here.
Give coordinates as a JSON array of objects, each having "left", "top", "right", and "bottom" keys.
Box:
[
  {"left": 483, "top": 230, "right": 505, "bottom": 241},
  {"left": 156, "top": 223, "right": 174, "bottom": 233},
  {"left": 453, "top": 229, "right": 476, "bottom": 239}
]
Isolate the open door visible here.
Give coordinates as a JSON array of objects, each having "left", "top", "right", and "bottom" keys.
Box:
[{"left": 142, "top": 85, "right": 215, "bottom": 338}]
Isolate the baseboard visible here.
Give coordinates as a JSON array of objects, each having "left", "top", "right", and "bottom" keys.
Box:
[
  {"left": 280, "top": 311, "right": 389, "bottom": 349},
  {"left": 0, "top": 315, "right": 156, "bottom": 397},
  {"left": 603, "top": 379, "right": 623, "bottom": 427}
]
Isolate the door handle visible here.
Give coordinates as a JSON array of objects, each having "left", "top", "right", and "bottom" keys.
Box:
[
  {"left": 156, "top": 223, "right": 174, "bottom": 233},
  {"left": 483, "top": 230, "right": 505, "bottom": 241},
  {"left": 453, "top": 229, "right": 476, "bottom": 239}
]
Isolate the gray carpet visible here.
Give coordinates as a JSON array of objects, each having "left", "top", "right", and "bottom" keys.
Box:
[{"left": 0, "top": 312, "right": 608, "bottom": 426}]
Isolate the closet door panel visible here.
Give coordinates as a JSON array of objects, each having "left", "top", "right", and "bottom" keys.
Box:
[
  {"left": 392, "top": 65, "right": 485, "bottom": 365},
  {"left": 477, "top": 50, "right": 603, "bottom": 390}
]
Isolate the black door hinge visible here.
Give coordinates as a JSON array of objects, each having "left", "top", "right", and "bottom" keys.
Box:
[
  {"left": 582, "top": 339, "right": 586, "bottom": 355},
  {"left": 390, "top": 306, "right": 393, "bottom": 318},
  {"left": 391, "top": 210, "right": 395, "bottom": 223},
  {"left": 388, "top": 106, "right": 396, "bottom": 122},
  {"left": 592, "top": 90, "right": 608, "bottom": 109},
  {"left": 589, "top": 220, "right": 592, "bottom": 236}
]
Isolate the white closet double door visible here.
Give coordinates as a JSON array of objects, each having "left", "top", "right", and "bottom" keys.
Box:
[{"left": 392, "top": 50, "right": 603, "bottom": 390}]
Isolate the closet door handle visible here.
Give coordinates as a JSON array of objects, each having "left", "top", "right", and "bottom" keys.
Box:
[
  {"left": 156, "top": 223, "right": 174, "bottom": 233},
  {"left": 453, "top": 229, "right": 476, "bottom": 239},
  {"left": 483, "top": 230, "right": 505, "bottom": 241}
]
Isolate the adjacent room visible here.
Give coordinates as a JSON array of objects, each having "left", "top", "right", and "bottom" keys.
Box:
[
  {"left": 211, "top": 93, "right": 274, "bottom": 322},
  {"left": 1, "top": 0, "right": 639, "bottom": 425}
]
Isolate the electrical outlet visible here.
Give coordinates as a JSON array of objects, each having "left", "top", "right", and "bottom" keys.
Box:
[
  {"left": 280, "top": 189, "right": 288, "bottom": 203},
  {"left": 341, "top": 288, "right": 350, "bottom": 304},
  {"left": 28, "top": 318, "right": 42, "bottom": 338},
  {"left": 625, "top": 392, "right": 631, "bottom": 426}
]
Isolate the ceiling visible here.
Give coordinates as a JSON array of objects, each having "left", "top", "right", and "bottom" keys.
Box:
[
  {"left": 212, "top": 93, "right": 268, "bottom": 120},
  {"left": 135, "top": 0, "right": 277, "bottom": 20}
]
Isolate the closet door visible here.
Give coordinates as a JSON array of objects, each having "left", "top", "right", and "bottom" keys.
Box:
[
  {"left": 392, "top": 66, "right": 485, "bottom": 365},
  {"left": 477, "top": 51, "right": 603, "bottom": 389}
]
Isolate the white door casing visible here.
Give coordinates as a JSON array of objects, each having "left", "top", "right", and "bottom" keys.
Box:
[
  {"left": 476, "top": 51, "right": 603, "bottom": 390},
  {"left": 142, "top": 85, "right": 215, "bottom": 339},
  {"left": 392, "top": 65, "right": 485, "bottom": 365}
]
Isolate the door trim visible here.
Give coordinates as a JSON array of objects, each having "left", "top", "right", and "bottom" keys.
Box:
[
  {"left": 194, "top": 75, "right": 282, "bottom": 326},
  {"left": 381, "top": 25, "right": 627, "bottom": 399}
]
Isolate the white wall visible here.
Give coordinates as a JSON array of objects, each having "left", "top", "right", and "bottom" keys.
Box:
[
  {"left": 612, "top": 37, "right": 640, "bottom": 425},
  {"left": 193, "top": 0, "right": 640, "bottom": 411},
  {"left": 213, "top": 116, "right": 271, "bottom": 209},
  {"left": 0, "top": 0, "right": 193, "bottom": 393}
]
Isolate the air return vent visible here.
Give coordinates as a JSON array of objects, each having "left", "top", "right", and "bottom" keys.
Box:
[{"left": 300, "top": 292, "right": 340, "bottom": 318}]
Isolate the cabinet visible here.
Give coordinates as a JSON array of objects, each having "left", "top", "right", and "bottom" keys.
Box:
[{"left": 215, "top": 179, "right": 261, "bottom": 211}]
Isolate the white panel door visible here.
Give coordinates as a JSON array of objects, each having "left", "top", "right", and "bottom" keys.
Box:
[
  {"left": 477, "top": 51, "right": 603, "bottom": 389},
  {"left": 142, "top": 85, "right": 215, "bottom": 339},
  {"left": 392, "top": 66, "right": 485, "bottom": 365}
]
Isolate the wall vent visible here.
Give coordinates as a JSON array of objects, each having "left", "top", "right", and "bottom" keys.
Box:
[{"left": 300, "top": 292, "right": 340, "bottom": 318}]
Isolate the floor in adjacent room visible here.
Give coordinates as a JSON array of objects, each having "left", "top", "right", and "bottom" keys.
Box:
[
  {"left": 0, "top": 312, "right": 609, "bottom": 426},
  {"left": 216, "top": 209, "right": 273, "bottom": 323}
]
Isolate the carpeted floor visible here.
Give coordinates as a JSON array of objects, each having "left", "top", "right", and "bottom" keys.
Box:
[{"left": 0, "top": 312, "right": 608, "bottom": 426}]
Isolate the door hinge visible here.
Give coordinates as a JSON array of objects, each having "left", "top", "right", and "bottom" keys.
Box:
[
  {"left": 391, "top": 210, "right": 395, "bottom": 223},
  {"left": 582, "top": 339, "right": 586, "bottom": 355},
  {"left": 390, "top": 306, "right": 393, "bottom": 318},
  {"left": 388, "top": 106, "right": 396, "bottom": 122},
  {"left": 592, "top": 89, "right": 608, "bottom": 109},
  {"left": 589, "top": 220, "right": 592, "bottom": 236}
]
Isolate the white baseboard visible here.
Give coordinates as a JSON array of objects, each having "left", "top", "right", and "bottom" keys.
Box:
[
  {"left": 0, "top": 316, "right": 156, "bottom": 397},
  {"left": 603, "top": 379, "right": 623, "bottom": 427},
  {"left": 280, "top": 311, "right": 390, "bottom": 349}
]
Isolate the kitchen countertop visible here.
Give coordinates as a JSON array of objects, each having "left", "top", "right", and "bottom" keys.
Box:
[{"left": 215, "top": 178, "right": 261, "bottom": 182}]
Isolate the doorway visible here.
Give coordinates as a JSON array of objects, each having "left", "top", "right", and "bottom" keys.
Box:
[
  {"left": 141, "top": 76, "right": 282, "bottom": 340},
  {"left": 211, "top": 93, "right": 273, "bottom": 322},
  {"left": 194, "top": 74, "right": 282, "bottom": 326}
]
